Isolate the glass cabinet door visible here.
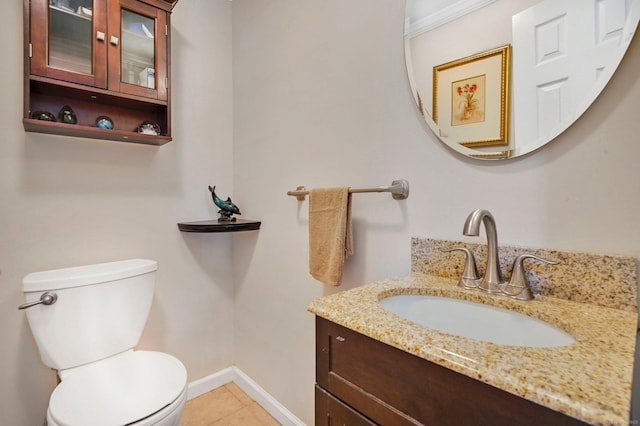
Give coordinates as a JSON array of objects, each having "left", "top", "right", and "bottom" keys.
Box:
[
  {"left": 108, "top": 0, "right": 168, "bottom": 101},
  {"left": 121, "top": 10, "right": 155, "bottom": 88},
  {"left": 49, "top": 0, "right": 93, "bottom": 74},
  {"left": 30, "top": 0, "right": 107, "bottom": 87}
]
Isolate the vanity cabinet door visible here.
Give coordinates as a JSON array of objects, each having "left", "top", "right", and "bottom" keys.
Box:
[
  {"left": 315, "top": 317, "right": 587, "bottom": 426},
  {"left": 315, "top": 386, "right": 375, "bottom": 426}
]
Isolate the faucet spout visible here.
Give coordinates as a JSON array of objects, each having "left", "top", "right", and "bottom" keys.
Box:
[{"left": 463, "top": 209, "right": 504, "bottom": 293}]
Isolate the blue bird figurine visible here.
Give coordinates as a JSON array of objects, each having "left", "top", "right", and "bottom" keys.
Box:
[{"left": 209, "top": 185, "right": 241, "bottom": 222}]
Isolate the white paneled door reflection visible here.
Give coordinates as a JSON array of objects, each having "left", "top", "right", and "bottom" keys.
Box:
[{"left": 512, "top": 0, "right": 633, "bottom": 144}]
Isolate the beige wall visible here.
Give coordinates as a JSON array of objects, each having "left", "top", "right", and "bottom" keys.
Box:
[
  {"left": 232, "top": 0, "right": 640, "bottom": 423},
  {"left": 2, "top": 0, "right": 639, "bottom": 425},
  {"left": 1, "top": 1, "right": 235, "bottom": 425}
]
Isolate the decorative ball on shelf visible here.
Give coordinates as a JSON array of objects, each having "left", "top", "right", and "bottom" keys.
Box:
[
  {"left": 137, "top": 121, "right": 161, "bottom": 135},
  {"left": 57, "top": 105, "right": 77, "bottom": 124},
  {"left": 30, "top": 110, "right": 56, "bottom": 121},
  {"left": 95, "top": 116, "right": 114, "bottom": 130},
  {"left": 209, "top": 185, "right": 241, "bottom": 222}
]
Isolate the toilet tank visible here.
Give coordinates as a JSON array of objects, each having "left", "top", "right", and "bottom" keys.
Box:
[{"left": 22, "top": 259, "right": 158, "bottom": 371}]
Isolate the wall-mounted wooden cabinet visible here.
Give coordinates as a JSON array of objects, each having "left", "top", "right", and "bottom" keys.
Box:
[{"left": 23, "top": 0, "right": 178, "bottom": 145}]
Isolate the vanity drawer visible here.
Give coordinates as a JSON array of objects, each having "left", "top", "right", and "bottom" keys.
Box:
[
  {"left": 315, "top": 385, "right": 375, "bottom": 426},
  {"left": 315, "top": 316, "right": 587, "bottom": 426}
]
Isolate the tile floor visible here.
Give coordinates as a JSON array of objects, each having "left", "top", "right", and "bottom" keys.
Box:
[{"left": 179, "top": 382, "right": 281, "bottom": 426}]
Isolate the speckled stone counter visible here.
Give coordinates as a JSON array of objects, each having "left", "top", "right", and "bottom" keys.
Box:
[
  {"left": 308, "top": 274, "right": 637, "bottom": 425},
  {"left": 308, "top": 239, "right": 638, "bottom": 425},
  {"left": 412, "top": 238, "right": 638, "bottom": 312}
]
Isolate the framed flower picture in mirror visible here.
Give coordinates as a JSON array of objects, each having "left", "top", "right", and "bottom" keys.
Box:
[{"left": 433, "top": 45, "right": 511, "bottom": 147}]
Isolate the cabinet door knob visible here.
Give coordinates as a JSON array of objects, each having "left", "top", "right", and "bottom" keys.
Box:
[
  {"left": 335, "top": 336, "right": 345, "bottom": 342},
  {"left": 96, "top": 31, "right": 105, "bottom": 41},
  {"left": 110, "top": 36, "right": 119, "bottom": 46}
]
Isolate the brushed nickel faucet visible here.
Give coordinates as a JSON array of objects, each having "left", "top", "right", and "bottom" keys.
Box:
[
  {"left": 463, "top": 209, "right": 505, "bottom": 293},
  {"left": 445, "top": 209, "right": 560, "bottom": 301}
]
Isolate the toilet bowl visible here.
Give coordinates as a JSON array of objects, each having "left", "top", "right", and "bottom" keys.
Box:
[{"left": 21, "top": 259, "right": 188, "bottom": 426}]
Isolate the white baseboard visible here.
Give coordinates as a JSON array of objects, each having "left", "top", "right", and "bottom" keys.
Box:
[
  {"left": 186, "top": 367, "right": 306, "bottom": 426},
  {"left": 186, "top": 366, "right": 234, "bottom": 400}
]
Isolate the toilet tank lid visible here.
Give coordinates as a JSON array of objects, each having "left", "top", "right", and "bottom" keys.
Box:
[{"left": 23, "top": 259, "right": 158, "bottom": 292}]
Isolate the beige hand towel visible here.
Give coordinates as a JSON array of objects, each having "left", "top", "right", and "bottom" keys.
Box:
[{"left": 309, "top": 187, "right": 354, "bottom": 286}]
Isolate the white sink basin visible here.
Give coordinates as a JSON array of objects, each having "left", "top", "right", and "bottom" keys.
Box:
[{"left": 379, "top": 295, "right": 575, "bottom": 347}]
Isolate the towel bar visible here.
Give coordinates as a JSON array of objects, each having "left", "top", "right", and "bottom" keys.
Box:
[{"left": 287, "top": 179, "right": 409, "bottom": 201}]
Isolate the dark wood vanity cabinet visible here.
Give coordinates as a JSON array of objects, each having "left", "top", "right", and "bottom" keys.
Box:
[
  {"left": 315, "top": 317, "right": 587, "bottom": 426},
  {"left": 23, "top": 0, "right": 178, "bottom": 145}
]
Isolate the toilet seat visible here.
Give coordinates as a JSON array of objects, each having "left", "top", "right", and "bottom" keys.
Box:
[{"left": 48, "top": 350, "right": 187, "bottom": 426}]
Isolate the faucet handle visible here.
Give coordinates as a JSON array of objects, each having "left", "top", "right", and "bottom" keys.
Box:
[
  {"left": 503, "top": 254, "right": 560, "bottom": 300},
  {"left": 441, "top": 247, "right": 480, "bottom": 289}
]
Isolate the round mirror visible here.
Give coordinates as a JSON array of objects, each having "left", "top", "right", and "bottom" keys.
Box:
[{"left": 405, "top": 0, "right": 640, "bottom": 160}]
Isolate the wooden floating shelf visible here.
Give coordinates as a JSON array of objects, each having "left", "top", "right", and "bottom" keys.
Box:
[
  {"left": 177, "top": 219, "right": 261, "bottom": 233},
  {"left": 24, "top": 119, "right": 171, "bottom": 145}
]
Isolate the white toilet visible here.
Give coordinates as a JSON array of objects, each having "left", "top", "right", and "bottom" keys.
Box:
[{"left": 20, "top": 259, "right": 188, "bottom": 426}]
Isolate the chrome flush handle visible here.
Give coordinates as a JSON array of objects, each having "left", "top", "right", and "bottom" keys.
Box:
[{"left": 18, "top": 292, "right": 57, "bottom": 310}]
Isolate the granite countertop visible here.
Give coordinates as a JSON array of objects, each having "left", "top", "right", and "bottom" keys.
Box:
[{"left": 308, "top": 273, "right": 638, "bottom": 425}]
